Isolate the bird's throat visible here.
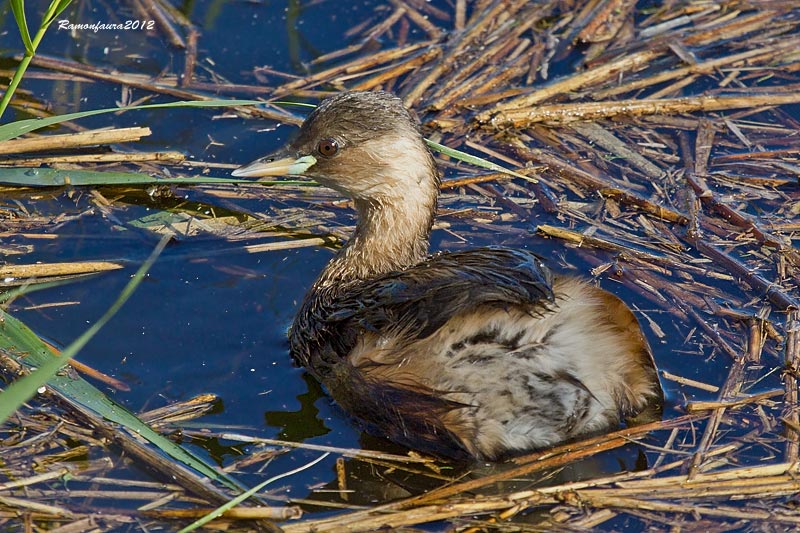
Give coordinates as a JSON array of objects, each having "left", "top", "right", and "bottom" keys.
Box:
[{"left": 316, "top": 194, "right": 436, "bottom": 287}]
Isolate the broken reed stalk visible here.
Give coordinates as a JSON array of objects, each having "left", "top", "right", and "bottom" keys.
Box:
[
  {"left": 26, "top": 54, "right": 301, "bottom": 124},
  {"left": 290, "top": 436, "right": 800, "bottom": 533},
  {"left": 0, "top": 261, "right": 124, "bottom": 279},
  {"left": 143, "top": 506, "right": 302, "bottom": 521},
  {"left": 686, "top": 389, "right": 783, "bottom": 413},
  {"left": 0, "top": 151, "right": 185, "bottom": 166},
  {"left": 687, "top": 352, "right": 748, "bottom": 479},
  {"left": 478, "top": 93, "right": 800, "bottom": 128},
  {"left": 0, "top": 127, "right": 151, "bottom": 155},
  {"left": 660, "top": 371, "right": 719, "bottom": 393},
  {"left": 183, "top": 432, "right": 438, "bottom": 465},
  {"left": 275, "top": 41, "right": 435, "bottom": 95},
  {"left": 690, "top": 238, "right": 799, "bottom": 311},
  {"left": 484, "top": 48, "right": 663, "bottom": 113},
  {"left": 413, "top": 417, "right": 687, "bottom": 507},
  {"left": 594, "top": 38, "right": 800, "bottom": 99},
  {"left": 403, "top": 0, "right": 530, "bottom": 107},
  {"left": 784, "top": 310, "right": 800, "bottom": 462},
  {"left": 686, "top": 173, "right": 800, "bottom": 268},
  {"left": 139, "top": 0, "right": 186, "bottom": 48},
  {"left": 181, "top": 29, "right": 199, "bottom": 88},
  {"left": 509, "top": 145, "right": 689, "bottom": 224},
  {"left": 0, "top": 354, "right": 252, "bottom": 514}
]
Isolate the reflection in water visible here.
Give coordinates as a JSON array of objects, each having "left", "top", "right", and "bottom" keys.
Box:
[
  {"left": 264, "top": 373, "right": 330, "bottom": 441},
  {"left": 187, "top": 435, "right": 249, "bottom": 467}
]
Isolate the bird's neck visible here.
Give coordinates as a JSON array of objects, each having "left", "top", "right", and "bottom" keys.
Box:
[{"left": 316, "top": 190, "right": 437, "bottom": 286}]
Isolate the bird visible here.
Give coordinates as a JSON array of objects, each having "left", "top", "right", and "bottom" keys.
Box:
[{"left": 232, "top": 90, "right": 663, "bottom": 461}]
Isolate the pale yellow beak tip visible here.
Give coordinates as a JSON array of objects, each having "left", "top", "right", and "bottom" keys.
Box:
[{"left": 232, "top": 154, "right": 317, "bottom": 178}]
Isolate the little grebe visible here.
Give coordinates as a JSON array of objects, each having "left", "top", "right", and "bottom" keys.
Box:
[{"left": 233, "top": 91, "right": 663, "bottom": 460}]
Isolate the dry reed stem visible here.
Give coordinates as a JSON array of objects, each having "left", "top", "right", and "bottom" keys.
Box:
[
  {"left": 0, "top": 261, "right": 124, "bottom": 279},
  {"left": 144, "top": 506, "right": 302, "bottom": 520},
  {"left": 0, "top": 354, "right": 282, "bottom": 532},
  {"left": 0, "top": 495, "right": 74, "bottom": 517},
  {"left": 426, "top": 4, "right": 542, "bottom": 110},
  {"left": 480, "top": 93, "right": 800, "bottom": 128},
  {"left": 191, "top": 432, "right": 439, "bottom": 465},
  {"left": 403, "top": 0, "right": 528, "bottom": 106},
  {"left": 536, "top": 224, "right": 670, "bottom": 262},
  {"left": 139, "top": 0, "right": 185, "bottom": 48},
  {"left": 577, "top": 0, "right": 635, "bottom": 44},
  {"left": 570, "top": 122, "right": 665, "bottom": 178},
  {"left": 784, "top": 310, "right": 800, "bottom": 462},
  {"left": 687, "top": 353, "right": 747, "bottom": 479},
  {"left": 425, "top": 417, "right": 693, "bottom": 499},
  {"left": 285, "top": 461, "right": 800, "bottom": 532},
  {"left": 439, "top": 172, "right": 516, "bottom": 189},
  {"left": 595, "top": 38, "right": 800, "bottom": 99},
  {"left": 0, "top": 151, "right": 186, "bottom": 166},
  {"left": 138, "top": 394, "right": 219, "bottom": 426},
  {"left": 686, "top": 389, "right": 784, "bottom": 413},
  {"left": 0, "top": 127, "right": 152, "bottom": 155},
  {"left": 389, "top": 0, "right": 442, "bottom": 39},
  {"left": 27, "top": 55, "right": 301, "bottom": 124},
  {"left": 181, "top": 29, "right": 199, "bottom": 88},
  {"left": 351, "top": 47, "right": 442, "bottom": 91},
  {"left": 275, "top": 42, "right": 434, "bottom": 95},
  {"left": 509, "top": 145, "right": 689, "bottom": 223},
  {"left": 0, "top": 469, "right": 71, "bottom": 492},
  {"left": 571, "top": 494, "right": 800, "bottom": 524},
  {"left": 687, "top": 173, "right": 800, "bottom": 265},
  {"left": 483, "top": 48, "right": 662, "bottom": 114},
  {"left": 660, "top": 371, "right": 720, "bottom": 393},
  {"left": 691, "top": 238, "right": 799, "bottom": 311}
]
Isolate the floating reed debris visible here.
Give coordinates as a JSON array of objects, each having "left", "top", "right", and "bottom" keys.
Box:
[
  {"left": 477, "top": 93, "right": 800, "bottom": 128},
  {"left": 0, "top": 127, "right": 152, "bottom": 155},
  {"left": 2, "top": 0, "right": 800, "bottom": 531},
  {"left": 0, "top": 260, "right": 124, "bottom": 281}
]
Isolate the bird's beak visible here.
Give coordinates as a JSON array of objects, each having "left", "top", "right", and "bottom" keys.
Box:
[{"left": 231, "top": 153, "right": 317, "bottom": 178}]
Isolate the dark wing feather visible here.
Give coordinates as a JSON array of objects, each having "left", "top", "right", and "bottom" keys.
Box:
[
  {"left": 344, "top": 247, "right": 553, "bottom": 337},
  {"left": 291, "top": 247, "right": 553, "bottom": 371}
]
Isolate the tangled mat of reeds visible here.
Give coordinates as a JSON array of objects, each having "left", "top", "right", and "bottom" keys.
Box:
[{"left": 2, "top": 0, "right": 800, "bottom": 531}]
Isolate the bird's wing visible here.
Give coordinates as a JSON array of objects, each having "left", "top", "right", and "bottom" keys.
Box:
[{"left": 325, "top": 246, "right": 553, "bottom": 344}]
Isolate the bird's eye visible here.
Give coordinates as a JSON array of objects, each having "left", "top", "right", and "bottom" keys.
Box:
[{"left": 317, "top": 139, "right": 339, "bottom": 157}]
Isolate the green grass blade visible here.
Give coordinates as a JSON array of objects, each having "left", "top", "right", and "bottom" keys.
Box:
[
  {"left": 44, "top": 365, "right": 243, "bottom": 491},
  {"left": 9, "top": 0, "right": 34, "bottom": 52},
  {"left": 424, "top": 139, "right": 536, "bottom": 182},
  {"left": 1, "top": 278, "right": 86, "bottom": 305},
  {"left": 0, "top": 167, "right": 239, "bottom": 187},
  {"left": 43, "top": 0, "right": 73, "bottom": 25},
  {"left": 0, "top": 236, "right": 169, "bottom": 423},
  {"left": 179, "top": 452, "right": 330, "bottom": 533},
  {"left": 0, "top": 99, "right": 268, "bottom": 141},
  {"left": 271, "top": 101, "right": 316, "bottom": 109},
  {"left": 0, "top": 237, "right": 244, "bottom": 491},
  {"left": 0, "top": 167, "right": 310, "bottom": 187},
  {"left": 0, "top": 309, "right": 243, "bottom": 491}
]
